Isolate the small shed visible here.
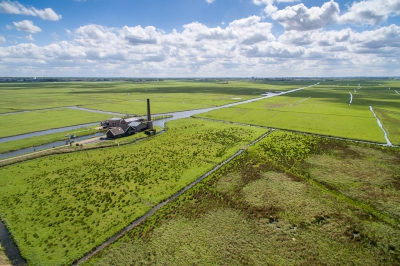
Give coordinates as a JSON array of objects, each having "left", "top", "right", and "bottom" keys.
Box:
[
  {"left": 109, "top": 117, "right": 123, "bottom": 127},
  {"left": 106, "top": 127, "right": 125, "bottom": 139},
  {"left": 128, "top": 121, "right": 147, "bottom": 133}
]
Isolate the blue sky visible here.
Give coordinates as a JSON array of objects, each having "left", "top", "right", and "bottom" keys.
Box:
[{"left": 0, "top": 0, "right": 400, "bottom": 77}]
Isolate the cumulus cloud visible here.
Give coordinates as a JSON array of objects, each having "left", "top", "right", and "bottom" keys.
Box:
[
  {"left": 279, "top": 28, "right": 352, "bottom": 46},
  {"left": 264, "top": 4, "right": 278, "bottom": 16},
  {"left": 271, "top": 1, "right": 340, "bottom": 31},
  {"left": 352, "top": 24, "right": 400, "bottom": 52},
  {"left": 13, "top": 20, "right": 41, "bottom": 34},
  {"left": 121, "top": 25, "right": 161, "bottom": 45},
  {"left": 340, "top": 0, "right": 400, "bottom": 26},
  {"left": 245, "top": 42, "right": 305, "bottom": 58},
  {"left": 0, "top": 17, "right": 399, "bottom": 76},
  {"left": 0, "top": 36, "right": 5, "bottom": 44},
  {"left": 0, "top": 0, "right": 61, "bottom": 21}
]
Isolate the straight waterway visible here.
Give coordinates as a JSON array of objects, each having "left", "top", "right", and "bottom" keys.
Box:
[{"left": 0, "top": 132, "right": 104, "bottom": 160}]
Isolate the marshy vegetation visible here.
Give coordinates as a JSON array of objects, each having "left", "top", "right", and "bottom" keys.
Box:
[{"left": 86, "top": 131, "right": 400, "bottom": 266}]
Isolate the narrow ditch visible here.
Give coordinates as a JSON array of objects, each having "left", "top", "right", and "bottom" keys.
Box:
[
  {"left": 0, "top": 220, "right": 26, "bottom": 266},
  {"left": 369, "top": 106, "right": 392, "bottom": 146}
]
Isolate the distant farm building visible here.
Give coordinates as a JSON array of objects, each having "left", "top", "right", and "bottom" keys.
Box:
[{"left": 102, "top": 99, "right": 154, "bottom": 139}]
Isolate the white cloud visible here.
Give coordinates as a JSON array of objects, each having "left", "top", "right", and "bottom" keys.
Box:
[
  {"left": 279, "top": 28, "right": 352, "bottom": 46},
  {"left": 0, "top": 36, "right": 5, "bottom": 44},
  {"left": 340, "top": 0, "right": 400, "bottom": 26},
  {"left": 13, "top": 20, "right": 41, "bottom": 34},
  {"left": 271, "top": 1, "right": 340, "bottom": 31},
  {"left": 0, "top": 17, "right": 399, "bottom": 77},
  {"left": 245, "top": 42, "right": 305, "bottom": 58},
  {"left": 253, "top": 0, "right": 274, "bottom": 5},
  {"left": 264, "top": 4, "right": 278, "bottom": 16},
  {"left": 253, "top": 0, "right": 299, "bottom": 5},
  {"left": 0, "top": 0, "right": 61, "bottom": 21},
  {"left": 205, "top": 0, "right": 215, "bottom": 3},
  {"left": 121, "top": 25, "right": 161, "bottom": 45},
  {"left": 25, "top": 34, "right": 34, "bottom": 41}
]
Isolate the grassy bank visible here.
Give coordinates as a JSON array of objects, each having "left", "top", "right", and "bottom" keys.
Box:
[
  {"left": 85, "top": 131, "right": 400, "bottom": 266},
  {"left": 0, "top": 243, "right": 11, "bottom": 266},
  {"left": 0, "top": 127, "right": 100, "bottom": 154},
  {"left": 0, "top": 126, "right": 163, "bottom": 167},
  {"left": 0, "top": 108, "right": 109, "bottom": 138},
  {"left": 0, "top": 119, "right": 266, "bottom": 266}
]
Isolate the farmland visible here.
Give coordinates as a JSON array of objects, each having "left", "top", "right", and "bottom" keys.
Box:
[
  {"left": 196, "top": 80, "right": 400, "bottom": 144},
  {"left": 0, "top": 78, "right": 399, "bottom": 265},
  {"left": 0, "top": 80, "right": 317, "bottom": 115},
  {"left": 86, "top": 131, "right": 400, "bottom": 266},
  {"left": 0, "top": 118, "right": 266, "bottom": 266},
  {"left": 0, "top": 109, "right": 109, "bottom": 139}
]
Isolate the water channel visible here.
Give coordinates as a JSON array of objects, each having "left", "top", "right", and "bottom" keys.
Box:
[
  {"left": 0, "top": 220, "right": 26, "bottom": 266},
  {"left": 0, "top": 132, "right": 104, "bottom": 160}
]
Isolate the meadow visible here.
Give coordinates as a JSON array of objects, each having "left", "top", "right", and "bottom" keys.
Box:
[
  {"left": 0, "top": 80, "right": 316, "bottom": 114},
  {"left": 0, "top": 108, "right": 109, "bottom": 138},
  {"left": 196, "top": 80, "right": 400, "bottom": 144},
  {"left": 86, "top": 131, "right": 400, "bottom": 266},
  {"left": 0, "top": 118, "right": 266, "bottom": 266},
  {"left": 0, "top": 78, "right": 399, "bottom": 266}
]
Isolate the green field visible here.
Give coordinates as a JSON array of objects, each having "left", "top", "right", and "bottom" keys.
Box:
[
  {"left": 0, "top": 79, "right": 399, "bottom": 265},
  {"left": 0, "top": 80, "right": 317, "bottom": 114},
  {"left": 196, "top": 81, "right": 400, "bottom": 144},
  {"left": 86, "top": 131, "right": 400, "bottom": 266},
  {"left": 0, "top": 109, "right": 109, "bottom": 138},
  {"left": 0, "top": 119, "right": 266, "bottom": 266}
]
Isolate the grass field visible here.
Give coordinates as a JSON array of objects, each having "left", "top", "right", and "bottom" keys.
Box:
[
  {"left": 86, "top": 131, "right": 400, "bottom": 266},
  {"left": 0, "top": 80, "right": 318, "bottom": 114},
  {"left": 0, "top": 109, "right": 109, "bottom": 139},
  {"left": 0, "top": 118, "right": 266, "bottom": 266},
  {"left": 196, "top": 80, "right": 400, "bottom": 144}
]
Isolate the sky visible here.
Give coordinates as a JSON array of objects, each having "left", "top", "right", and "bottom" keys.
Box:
[{"left": 0, "top": 0, "right": 400, "bottom": 77}]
